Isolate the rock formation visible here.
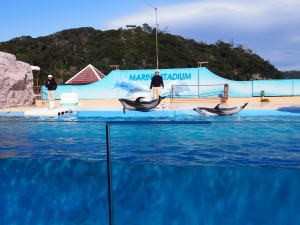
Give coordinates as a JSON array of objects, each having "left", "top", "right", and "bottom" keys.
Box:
[{"left": 0, "top": 51, "right": 34, "bottom": 108}]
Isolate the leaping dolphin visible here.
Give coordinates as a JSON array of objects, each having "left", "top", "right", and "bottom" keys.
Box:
[
  {"left": 193, "top": 103, "right": 248, "bottom": 116},
  {"left": 119, "top": 96, "right": 166, "bottom": 113}
]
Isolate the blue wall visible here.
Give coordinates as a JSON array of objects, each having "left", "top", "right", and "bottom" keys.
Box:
[{"left": 42, "top": 67, "right": 300, "bottom": 99}]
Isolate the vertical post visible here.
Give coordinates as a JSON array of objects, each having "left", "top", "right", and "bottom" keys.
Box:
[
  {"left": 197, "top": 67, "right": 200, "bottom": 97},
  {"left": 197, "top": 62, "right": 208, "bottom": 98},
  {"left": 105, "top": 123, "right": 113, "bottom": 225},
  {"left": 222, "top": 84, "right": 229, "bottom": 103},
  {"left": 260, "top": 90, "right": 265, "bottom": 100},
  {"left": 36, "top": 71, "right": 41, "bottom": 96},
  {"left": 36, "top": 71, "right": 40, "bottom": 87},
  {"left": 155, "top": 7, "right": 159, "bottom": 69}
]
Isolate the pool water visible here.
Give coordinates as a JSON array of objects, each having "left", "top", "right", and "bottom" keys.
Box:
[{"left": 0, "top": 113, "right": 300, "bottom": 225}]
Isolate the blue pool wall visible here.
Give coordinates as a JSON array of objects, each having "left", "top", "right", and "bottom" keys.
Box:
[
  {"left": 42, "top": 67, "right": 300, "bottom": 99},
  {"left": 1, "top": 158, "right": 300, "bottom": 225}
]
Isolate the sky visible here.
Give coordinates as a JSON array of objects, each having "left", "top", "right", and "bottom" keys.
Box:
[{"left": 0, "top": 0, "right": 300, "bottom": 71}]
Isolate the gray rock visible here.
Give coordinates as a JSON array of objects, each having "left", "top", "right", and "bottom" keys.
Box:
[{"left": 0, "top": 51, "right": 34, "bottom": 108}]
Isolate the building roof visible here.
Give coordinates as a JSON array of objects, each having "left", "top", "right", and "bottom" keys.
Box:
[{"left": 65, "top": 64, "right": 105, "bottom": 85}]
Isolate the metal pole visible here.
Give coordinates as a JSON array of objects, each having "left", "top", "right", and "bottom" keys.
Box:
[
  {"left": 155, "top": 7, "right": 159, "bottom": 69},
  {"left": 36, "top": 71, "right": 40, "bottom": 87},
  {"left": 197, "top": 67, "right": 200, "bottom": 97},
  {"left": 105, "top": 123, "right": 113, "bottom": 225}
]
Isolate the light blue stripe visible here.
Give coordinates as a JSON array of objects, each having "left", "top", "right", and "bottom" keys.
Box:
[
  {"left": 1, "top": 109, "right": 299, "bottom": 118},
  {"left": 0, "top": 111, "right": 24, "bottom": 117}
]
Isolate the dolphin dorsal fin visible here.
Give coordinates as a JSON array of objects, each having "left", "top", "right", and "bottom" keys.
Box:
[
  {"left": 214, "top": 104, "right": 222, "bottom": 109},
  {"left": 135, "top": 97, "right": 145, "bottom": 102}
]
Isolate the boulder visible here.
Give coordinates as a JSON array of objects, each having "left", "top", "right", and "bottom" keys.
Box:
[{"left": 0, "top": 51, "right": 34, "bottom": 108}]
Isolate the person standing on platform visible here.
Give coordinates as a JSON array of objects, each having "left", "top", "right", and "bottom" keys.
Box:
[
  {"left": 45, "top": 74, "right": 57, "bottom": 109},
  {"left": 150, "top": 69, "right": 164, "bottom": 100}
]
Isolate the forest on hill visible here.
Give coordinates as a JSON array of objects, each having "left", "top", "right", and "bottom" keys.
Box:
[
  {"left": 283, "top": 71, "right": 300, "bottom": 79},
  {"left": 0, "top": 26, "right": 284, "bottom": 85}
]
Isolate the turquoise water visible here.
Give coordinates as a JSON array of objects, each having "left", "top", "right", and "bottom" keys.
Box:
[{"left": 0, "top": 113, "right": 300, "bottom": 225}]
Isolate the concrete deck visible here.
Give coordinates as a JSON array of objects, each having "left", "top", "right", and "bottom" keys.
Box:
[{"left": 0, "top": 97, "right": 300, "bottom": 112}]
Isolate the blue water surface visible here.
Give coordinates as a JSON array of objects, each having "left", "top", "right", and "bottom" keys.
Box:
[{"left": 0, "top": 112, "right": 300, "bottom": 225}]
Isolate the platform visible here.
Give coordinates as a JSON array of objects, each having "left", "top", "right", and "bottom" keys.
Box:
[{"left": 24, "top": 108, "right": 73, "bottom": 117}]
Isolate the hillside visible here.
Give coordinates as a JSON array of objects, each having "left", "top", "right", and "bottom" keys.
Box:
[
  {"left": 0, "top": 26, "right": 283, "bottom": 84},
  {"left": 283, "top": 71, "right": 300, "bottom": 79}
]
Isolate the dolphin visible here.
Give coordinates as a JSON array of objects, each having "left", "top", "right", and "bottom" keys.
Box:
[
  {"left": 193, "top": 103, "right": 248, "bottom": 116},
  {"left": 119, "top": 96, "right": 166, "bottom": 113}
]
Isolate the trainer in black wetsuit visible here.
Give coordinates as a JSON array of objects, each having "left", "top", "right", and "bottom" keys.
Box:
[
  {"left": 45, "top": 74, "right": 57, "bottom": 109},
  {"left": 150, "top": 70, "right": 164, "bottom": 99}
]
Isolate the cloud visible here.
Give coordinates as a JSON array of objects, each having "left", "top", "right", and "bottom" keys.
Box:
[
  {"left": 260, "top": 49, "right": 300, "bottom": 71},
  {"left": 289, "top": 35, "right": 300, "bottom": 43},
  {"left": 106, "top": 0, "right": 300, "bottom": 70},
  {"left": 107, "top": 0, "right": 300, "bottom": 31}
]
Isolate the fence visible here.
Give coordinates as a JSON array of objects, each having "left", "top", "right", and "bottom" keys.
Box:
[{"left": 170, "top": 84, "right": 228, "bottom": 102}]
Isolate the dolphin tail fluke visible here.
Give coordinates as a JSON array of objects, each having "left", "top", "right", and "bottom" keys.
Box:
[
  {"left": 242, "top": 102, "right": 249, "bottom": 109},
  {"left": 159, "top": 95, "right": 167, "bottom": 100},
  {"left": 123, "top": 107, "right": 126, "bottom": 114}
]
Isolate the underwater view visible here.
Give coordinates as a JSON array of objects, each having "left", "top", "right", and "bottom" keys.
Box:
[{"left": 0, "top": 114, "right": 300, "bottom": 225}]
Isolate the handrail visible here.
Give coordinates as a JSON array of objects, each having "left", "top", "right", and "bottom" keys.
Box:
[
  {"left": 33, "top": 86, "right": 48, "bottom": 101},
  {"left": 33, "top": 85, "right": 42, "bottom": 95},
  {"left": 171, "top": 84, "right": 225, "bottom": 87},
  {"left": 41, "top": 90, "right": 48, "bottom": 99},
  {"left": 170, "top": 84, "right": 226, "bottom": 102},
  {"left": 106, "top": 121, "right": 211, "bottom": 125}
]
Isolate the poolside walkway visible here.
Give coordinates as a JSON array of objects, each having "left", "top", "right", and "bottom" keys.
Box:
[{"left": 0, "top": 96, "right": 299, "bottom": 112}]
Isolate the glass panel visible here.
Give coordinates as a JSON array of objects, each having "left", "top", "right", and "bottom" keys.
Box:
[
  {"left": 1, "top": 117, "right": 300, "bottom": 225},
  {"left": 0, "top": 119, "right": 108, "bottom": 225},
  {"left": 108, "top": 120, "right": 300, "bottom": 225}
]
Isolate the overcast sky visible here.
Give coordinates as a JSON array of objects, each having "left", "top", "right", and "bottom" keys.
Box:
[{"left": 0, "top": 0, "right": 299, "bottom": 71}]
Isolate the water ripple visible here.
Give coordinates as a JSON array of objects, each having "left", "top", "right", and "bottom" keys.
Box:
[{"left": 0, "top": 116, "right": 300, "bottom": 168}]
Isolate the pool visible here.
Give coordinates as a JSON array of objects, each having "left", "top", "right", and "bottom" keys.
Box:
[{"left": 0, "top": 111, "right": 300, "bottom": 225}]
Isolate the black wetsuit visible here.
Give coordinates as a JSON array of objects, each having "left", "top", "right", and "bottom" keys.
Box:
[
  {"left": 150, "top": 75, "right": 164, "bottom": 89},
  {"left": 46, "top": 79, "right": 57, "bottom": 90}
]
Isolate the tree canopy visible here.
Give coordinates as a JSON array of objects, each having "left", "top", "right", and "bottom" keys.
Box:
[{"left": 0, "top": 26, "right": 283, "bottom": 85}]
